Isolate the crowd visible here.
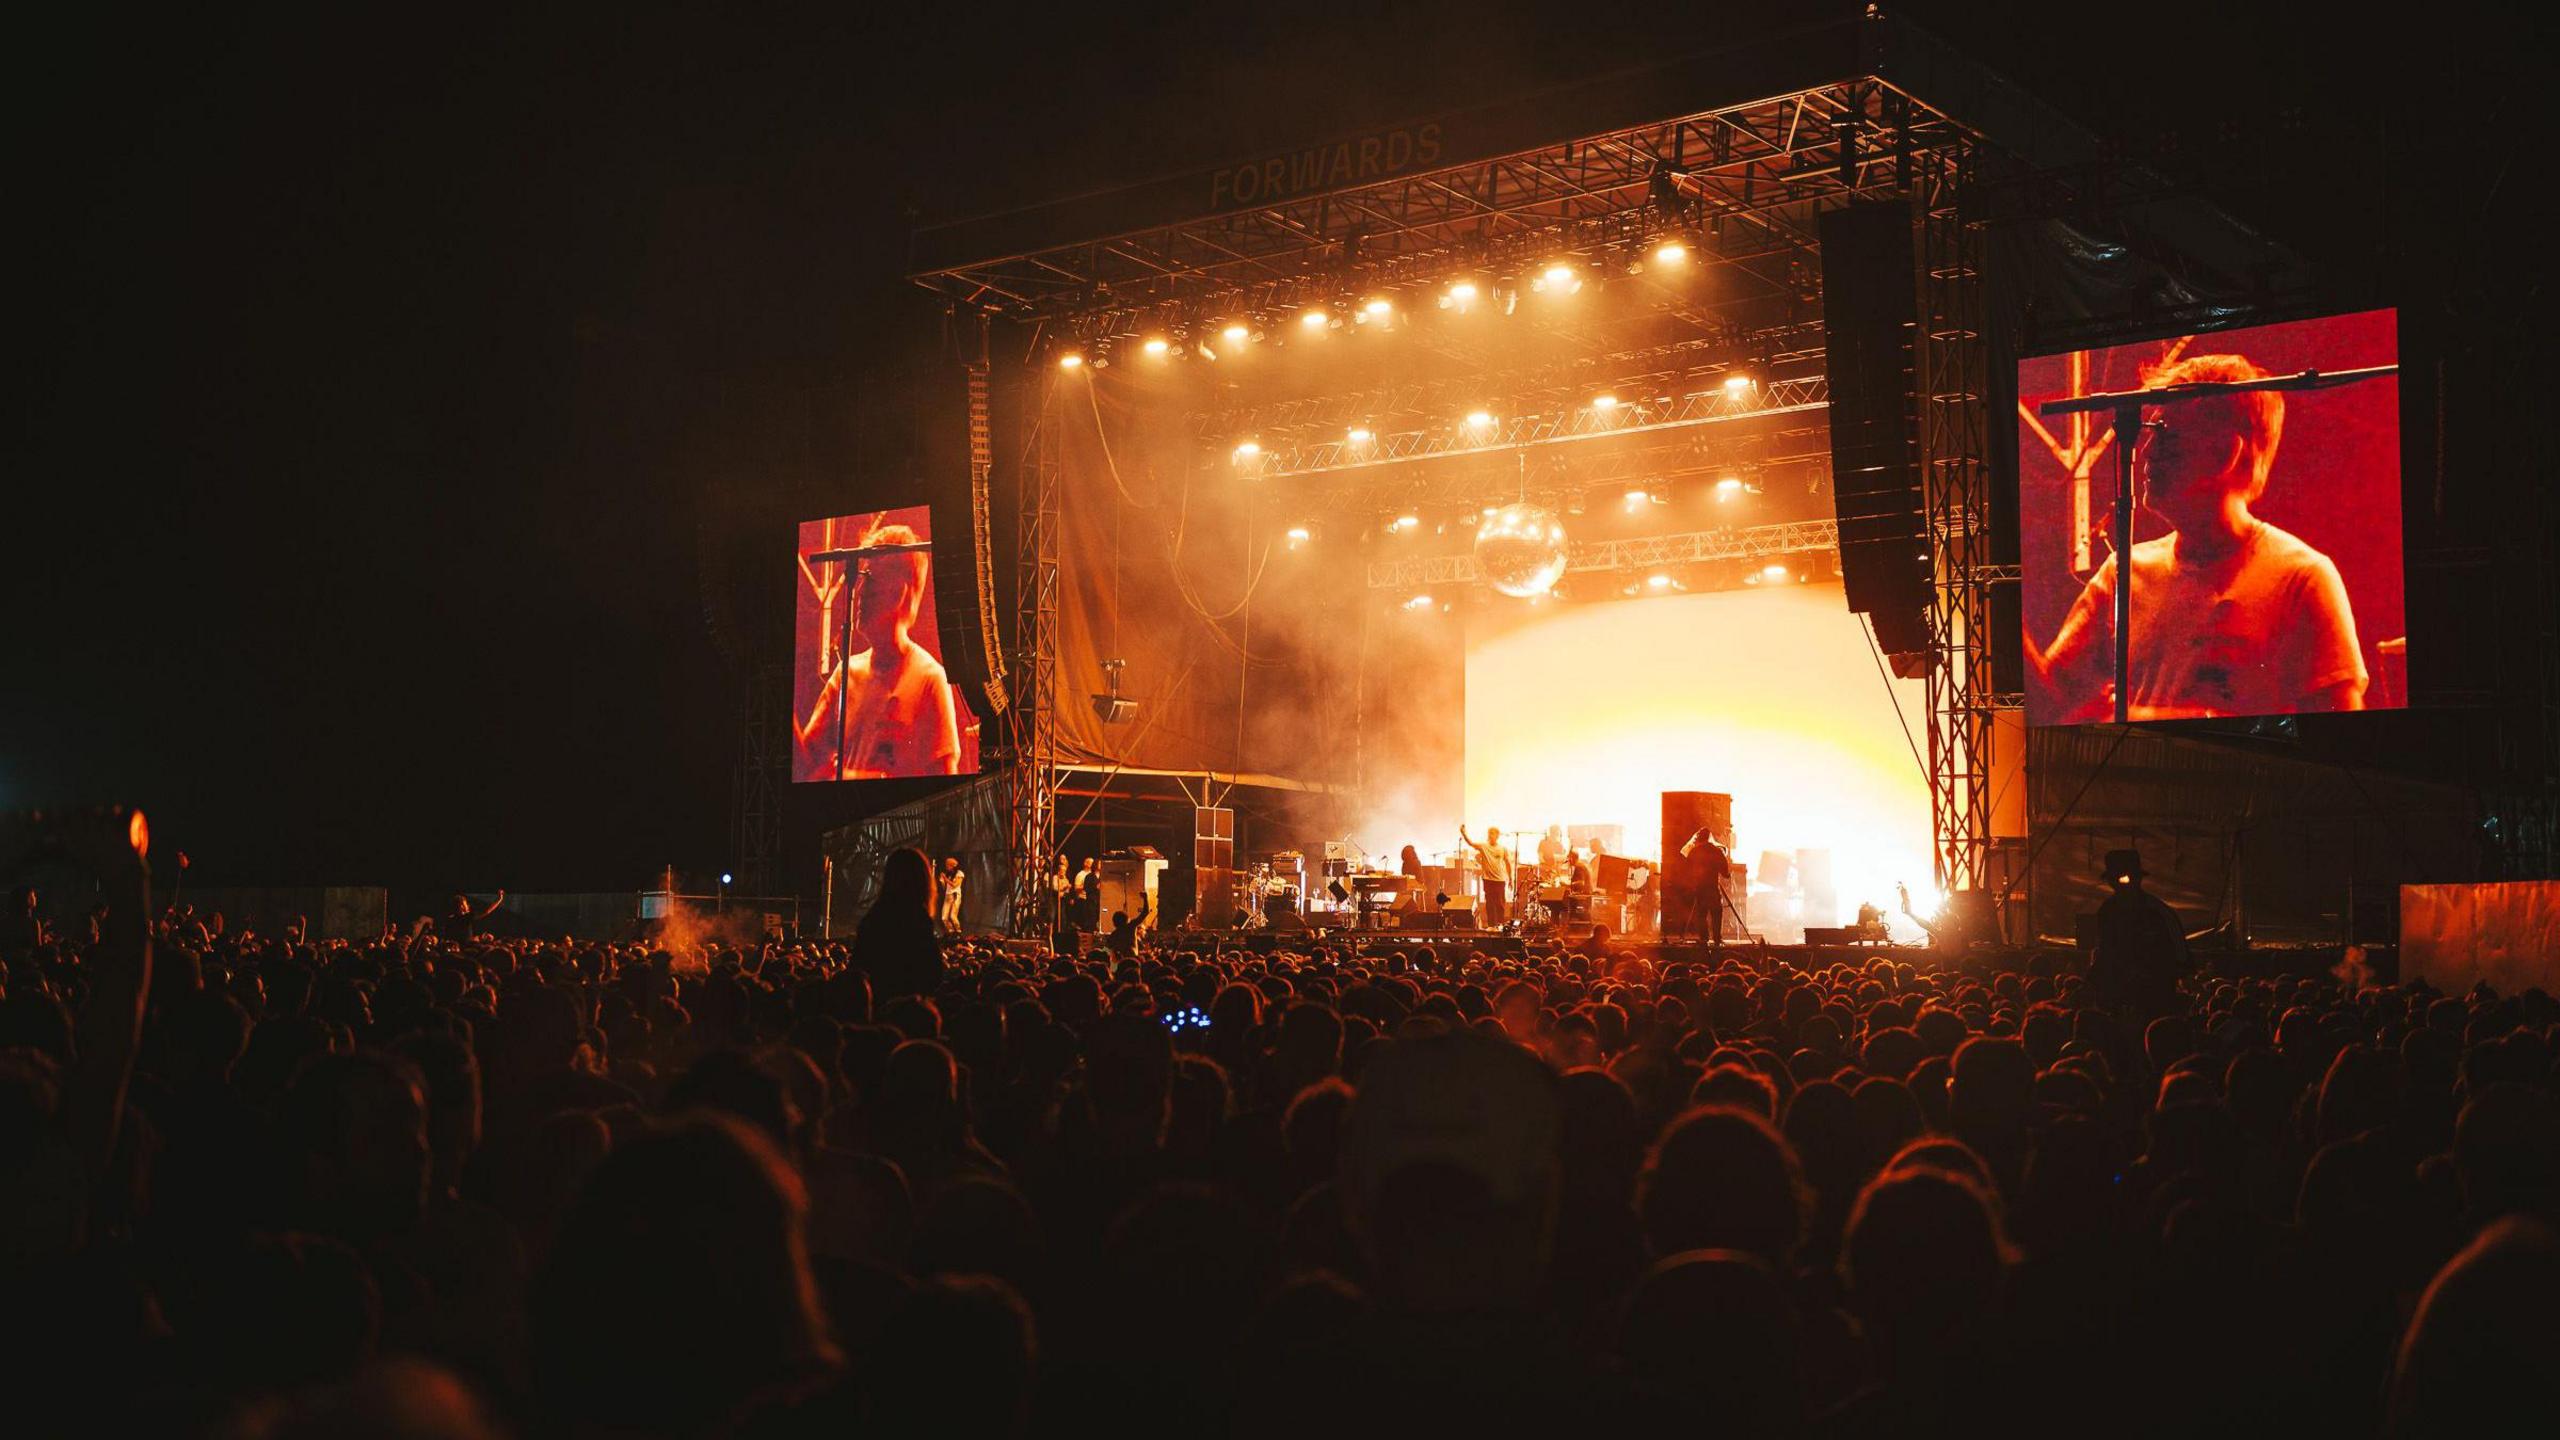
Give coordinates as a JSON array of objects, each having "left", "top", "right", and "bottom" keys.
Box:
[{"left": 2, "top": 844, "right": 2556, "bottom": 1439}]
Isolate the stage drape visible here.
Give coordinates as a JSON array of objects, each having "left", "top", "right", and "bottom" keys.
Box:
[
  {"left": 819, "top": 773, "right": 1013, "bottom": 935},
  {"left": 1049, "top": 379, "right": 1362, "bottom": 788},
  {"left": 2027, "top": 726, "right": 2480, "bottom": 945}
]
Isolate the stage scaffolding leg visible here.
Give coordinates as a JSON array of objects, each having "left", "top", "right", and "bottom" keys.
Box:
[
  {"left": 1007, "top": 379, "right": 1061, "bottom": 935},
  {"left": 1917, "top": 147, "right": 2014, "bottom": 902}
]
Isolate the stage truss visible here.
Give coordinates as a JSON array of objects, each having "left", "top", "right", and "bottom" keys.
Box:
[{"left": 920, "top": 32, "right": 2030, "bottom": 924}]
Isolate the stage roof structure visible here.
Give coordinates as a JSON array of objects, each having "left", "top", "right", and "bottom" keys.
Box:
[
  {"left": 903, "top": 8, "right": 2309, "bottom": 927},
  {"left": 909, "top": 12, "right": 2295, "bottom": 324}
]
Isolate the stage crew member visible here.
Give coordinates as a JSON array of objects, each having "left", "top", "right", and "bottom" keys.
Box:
[{"left": 1677, "top": 827, "right": 1733, "bottom": 948}]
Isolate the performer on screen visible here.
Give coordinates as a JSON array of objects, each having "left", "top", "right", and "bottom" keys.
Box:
[
  {"left": 796, "top": 523, "right": 963, "bottom": 779},
  {"left": 1459, "top": 825, "right": 1514, "bottom": 928},
  {"left": 2025, "top": 353, "right": 2368, "bottom": 721}
]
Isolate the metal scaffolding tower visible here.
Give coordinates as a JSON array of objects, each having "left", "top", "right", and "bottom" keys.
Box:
[
  {"left": 1006, "top": 385, "right": 1063, "bottom": 933},
  {"left": 1916, "top": 148, "right": 2009, "bottom": 894}
]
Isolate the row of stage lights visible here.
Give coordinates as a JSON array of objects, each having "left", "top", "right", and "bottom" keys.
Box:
[
  {"left": 1051, "top": 240, "right": 1700, "bottom": 373},
  {"left": 1225, "top": 367, "right": 1765, "bottom": 471},
  {"left": 1393, "top": 560, "right": 1812, "bottom": 615},
  {"left": 1279, "top": 468, "right": 1783, "bottom": 557}
]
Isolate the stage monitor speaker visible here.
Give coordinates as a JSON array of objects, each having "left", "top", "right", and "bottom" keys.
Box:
[
  {"left": 1195, "top": 867, "right": 1240, "bottom": 926},
  {"left": 1820, "top": 199, "right": 1931, "bottom": 659},
  {"left": 1194, "top": 807, "right": 1235, "bottom": 872},
  {"left": 924, "top": 351, "right": 1010, "bottom": 720}
]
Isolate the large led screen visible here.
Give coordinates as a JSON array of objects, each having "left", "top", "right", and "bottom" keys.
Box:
[
  {"left": 2017, "top": 309, "right": 2403, "bottom": 725},
  {"left": 792, "top": 507, "right": 979, "bottom": 781}
]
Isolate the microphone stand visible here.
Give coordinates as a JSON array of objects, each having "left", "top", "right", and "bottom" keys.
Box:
[
  {"left": 809, "top": 539, "right": 933, "bottom": 778},
  {"left": 2038, "top": 363, "right": 2397, "bottom": 724}
]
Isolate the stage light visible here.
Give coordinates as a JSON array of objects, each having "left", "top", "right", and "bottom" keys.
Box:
[
  {"left": 1654, "top": 240, "right": 1688, "bottom": 265},
  {"left": 1647, "top": 573, "right": 1673, "bottom": 590},
  {"left": 1464, "top": 409, "right": 1494, "bottom": 429},
  {"left": 1393, "top": 512, "right": 1420, "bottom": 532},
  {"left": 1403, "top": 593, "right": 1434, "bottom": 611},
  {"left": 1348, "top": 426, "right": 1373, "bottom": 445},
  {"left": 1232, "top": 440, "right": 1261, "bottom": 463},
  {"left": 1222, "top": 322, "right": 1249, "bottom": 344},
  {"left": 1763, "top": 563, "right": 1790, "bottom": 582},
  {"left": 1058, "top": 351, "right": 1085, "bottom": 370},
  {"left": 1301, "top": 307, "right": 1328, "bottom": 330},
  {"left": 1593, "top": 393, "right": 1618, "bottom": 412},
  {"left": 1723, "top": 372, "right": 1753, "bottom": 396},
  {"left": 1715, "top": 476, "right": 1745, "bottom": 500},
  {"left": 1286, "top": 524, "right": 1311, "bottom": 547},
  {"left": 1363, "top": 297, "right": 1392, "bottom": 319},
  {"left": 1624, "top": 487, "right": 1648, "bottom": 508},
  {"left": 1443, "top": 279, "right": 1479, "bottom": 311},
  {"left": 1141, "top": 336, "right": 1170, "bottom": 357}
]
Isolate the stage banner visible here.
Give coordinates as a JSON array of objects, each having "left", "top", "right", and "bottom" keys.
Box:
[{"left": 2402, "top": 882, "right": 2560, "bottom": 998}]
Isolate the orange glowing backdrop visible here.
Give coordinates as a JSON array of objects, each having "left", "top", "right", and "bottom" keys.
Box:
[{"left": 1463, "top": 580, "right": 1935, "bottom": 936}]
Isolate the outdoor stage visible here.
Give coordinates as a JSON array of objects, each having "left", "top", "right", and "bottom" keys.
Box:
[{"left": 806, "top": 11, "right": 2547, "bottom": 950}]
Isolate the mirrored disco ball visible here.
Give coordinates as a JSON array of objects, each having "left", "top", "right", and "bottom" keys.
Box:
[{"left": 1472, "top": 502, "right": 1568, "bottom": 598}]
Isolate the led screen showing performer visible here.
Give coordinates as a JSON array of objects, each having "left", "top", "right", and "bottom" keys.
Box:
[
  {"left": 791, "top": 507, "right": 980, "bottom": 782},
  {"left": 2017, "top": 309, "right": 2404, "bottom": 725}
]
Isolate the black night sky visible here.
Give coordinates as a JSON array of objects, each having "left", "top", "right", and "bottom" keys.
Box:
[{"left": 7, "top": 3, "right": 2536, "bottom": 904}]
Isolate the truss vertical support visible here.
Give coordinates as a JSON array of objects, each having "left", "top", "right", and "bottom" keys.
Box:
[
  {"left": 1008, "top": 382, "right": 1062, "bottom": 934},
  {"left": 732, "top": 656, "right": 788, "bottom": 896},
  {"left": 1917, "top": 147, "right": 2001, "bottom": 896}
]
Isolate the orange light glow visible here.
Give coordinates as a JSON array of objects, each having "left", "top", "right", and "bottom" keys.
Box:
[
  {"left": 1655, "top": 241, "right": 1688, "bottom": 264},
  {"left": 1462, "top": 582, "right": 1933, "bottom": 940},
  {"left": 1222, "top": 323, "right": 1249, "bottom": 343},
  {"left": 1057, "top": 352, "right": 1085, "bottom": 370},
  {"left": 1142, "top": 336, "right": 1169, "bottom": 356},
  {"left": 1301, "top": 308, "right": 1329, "bottom": 329}
]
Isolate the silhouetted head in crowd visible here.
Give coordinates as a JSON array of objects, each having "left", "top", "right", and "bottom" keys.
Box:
[
  {"left": 1341, "top": 1025, "right": 1563, "bottom": 1312},
  {"left": 1639, "top": 1104, "right": 1809, "bottom": 1267},
  {"left": 2386, "top": 1215, "right": 2560, "bottom": 1438},
  {"left": 279, "top": 1050, "right": 432, "bottom": 1241},
  {"left": 1618, "top": 1250, "right": 1803, "bottom": 1433},
  {"left": 875, "top": 849, "right": 934, "bottom": 920},
  {"left": 1842, "top": 1162, "right": 2012, "bottom": 1378},
  {"left": 533, "top": 1113, "right": 835, "bottom": 1436}
]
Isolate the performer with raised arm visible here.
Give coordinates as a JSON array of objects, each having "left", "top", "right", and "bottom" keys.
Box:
[
  {"left": 1459, "top": 824, "right": 1515, "bottom": 928},
  {"left": 2026, "top": 353, "right": 2367, "bottom": 721}
]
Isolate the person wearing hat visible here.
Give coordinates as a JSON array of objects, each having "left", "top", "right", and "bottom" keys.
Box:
[{"left": 2092, "top": 848, "right": 2188, "bottom": 1019}]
